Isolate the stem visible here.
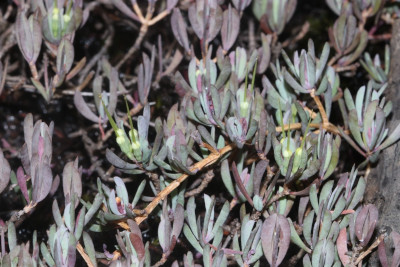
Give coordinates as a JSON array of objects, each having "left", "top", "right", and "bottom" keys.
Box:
[
  {"left": 354, "top": 234, "right": 385, "bottom": 265},
  {"left": 77, "top": 242, "right": 95, "bottom": 267},
  {"left": 29, "top": 62, "right": 38, "bottom": 80},
  {"left": 134, "top": 144, "right": 234, "bottom": 225},
  {"left": 310, "top": 89, "right": 328, "bottom": 125}
]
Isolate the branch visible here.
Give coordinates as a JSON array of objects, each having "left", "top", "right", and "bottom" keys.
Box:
[{"left": 133, "top": 144, "right": 234, "bottom": 226}]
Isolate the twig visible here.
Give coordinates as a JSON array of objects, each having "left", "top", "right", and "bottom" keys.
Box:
[
  {"left": 185, "top": 169, "right": 215, "bottom": 198},
  {"left": 355, "top": 234, "right": 385, "bottom": 265},
  {"left": 134, "top": 144, "right": 234, "bottom": 226},
  {"left": 310, "top": 89, "right": 328, "bottom": 125},
  {"left": 77, "top": 242, "right": 95, "bottom": 267},
  {"left": 115, "top": 3, "right": 170, "bottom": 70},
  {"left": 0, "top": 56, "right": 8, "bottom": 95},
  {"left": 151, "top": 253, "right": 168, "bottom": 267},
  {"left": 282, "top": 21, "right": 310, "bottom": 48}
]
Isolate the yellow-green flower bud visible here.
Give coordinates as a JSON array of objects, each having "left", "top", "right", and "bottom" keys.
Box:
[
  {"left": 240, "top": 101, "right": 249, "bottom": 118},
  {"left": 129, "top": 129, "right": 140, "bottom": 150},
  {"left": 63, "top": 14, "right": 71, "bottom": 24},
  {"left": 295, "top": 147, "right": 302, "bottom": 157},
  {"left": 282, "top": 149, "right": 292, "bottom": 158},
  {"left": 116, "top": 128, "right": 134, "bottom": 160},
  {"left": 116, "top": 136, "right": 125, "bottom": 145},
  {"left": 292, "top": 147, "right": 303, "bottom": 173},
  {"left": 116, "top": 129, "right": 125, "bottom": 138},
  {"left": 52, "top": 7, "right": 59, "bottom": 20},
  {"left": 51, "top": 7, "right": 60, "bottom": 38}
]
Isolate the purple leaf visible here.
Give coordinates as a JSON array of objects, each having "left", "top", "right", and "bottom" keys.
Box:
[
  {"left": 38, "top": 135, "right": 44, "bottom": 161},
  {"left": 0, "top": 149, "right": 10, "bottom": 194},
  {"left": 62, "top": 158, "right": 82, "bottom": 206},
  {"left": 50, "top": 174, "right": 60, "bottom": 197},
  {"left": 130, "top": 233, "right": 145, "bottom": 261},
  {"left": 74, "top": 90, "right": 101, "bottom": 122},
  {"left": 110, "top": 0, "right": 140, "bottom": 22},
  {"left": 127, "top": 219, "right": 145, "bottom": 260},
  {"left": 232, "top": 162, "right": 254, "bottom": 206},
  {"left": 253, "top": 160, "right": 267, "bottom": 196},
  {"left": 32, "top": 163, "right": 53, "bottom": 204},
  {"left": 167, "top": 0, "right": 178, "bottom": 10},
  {"left": 188, "top": 0, "right": 223, "bottom": 42},
  {"left": 171, "top": 8, "right": 190, "bottom": 53},
  {"left": 378, "top": 239, "right": 389, "bottom": 267},
  {"left": 16, "top": 166, "right": 29, "bottom": 203},
  {"left": 391, "top": 231, "right": 400, "bottom": 267},
  {"left": 23, "top": 113, "right": 34, "bottom": 160},
  {"left": 15, "top": 12, "right": 42, "bottom": 64},
  {"left": 257, "top": 33, "right": 272, "bottom": 74},
  {"left": 56, "top": 38, "right": 75, "bottom": 78},
  {"left": 221, "top": 5, "right": 240, "bottom": 51},
  {"left": 261, "top": 214, "right": 291, "bottom": 266},
  {"left": 171, "top": 204, "right": 185, "bottom": 243},
  {"left": 355, "top": 204, "right": 378, "bottom": 246},
  {"left": 337, "top": 228, "right": 351, "bottom": 266}
]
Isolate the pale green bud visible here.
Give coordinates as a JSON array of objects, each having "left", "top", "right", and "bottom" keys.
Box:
[
  {"left": 129, "top": 129, "right": 140, "bottom": 150},
  {"left": 116, "top": 128, "right": 134, "bottom": 160},
  {"left": 240, "top": 101, "right": 249, "bottom": 118}
]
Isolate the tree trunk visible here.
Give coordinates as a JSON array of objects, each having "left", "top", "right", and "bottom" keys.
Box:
[{"left": 366, "top": 19, "right": 400, "bottom": 266}]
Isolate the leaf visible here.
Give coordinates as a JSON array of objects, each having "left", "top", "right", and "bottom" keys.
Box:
[
  {"left": 83, "top": 232, "right": 97, "bottom": 267},
  {"left": 132, "top": 180, "right": 146, "bottom": 208},
  {"left": 108, "top": 190, "right": 123, "bottom": 216},
  {"left": 172, "top": 204, "right": 185, "bottom": 241},
  {"left": 391, "top": 231, "right": 400, "bottom": 267},
  {"left": 114, "top": 176, "right": 129, "bottom": 208},
  {"left": 212, "top": 201, "right": 229, "bottom": 237},
  {"left": 8, "top": 222, "right": 17, "bottom": 250},
  {"left": 309, "top": 183, "right": 319, "bottom": 212},
  {"left": 337, "top": 228, "right": 350, "bottom": 266},
  {"left": 183, "top": 224, "right": 203, "bottom": 254},
  {"left": 171, "top": 8, "right": 190, "bottom": 52},
  {"left": 74, "top": 207, "right": 85, "bottom": 240},
  {"left": 378, "top": 123, "right": 400, "bottom": 151},
  {"left": 261, "top": 214, "right": 291, "bottom": 266},
  {"left": 32, "top": 163, "right": 53, "bottom": 204},
  {"left": 56, "top": 38, "right": 75, "bottom": 77},
  {"left": 62, "top": 158, "right": 82, "bottom": 206},
  {"left": 15, "top": 13, "right": 42, "bottom": 63},
  {"left": 110, "top": 0, "right": 139, "bottom": 21},
  {"left": 221, "top": 5, "right": 240, "bottom": 51},
  {"left": 288, "top": 218, "right": 311, "bottom": 253},
  {"left": 84, "top": 193, "right": 104, "bottom": 225},
  {"left": 130, "top": 232, "right": 145, "bottom": 261},
  {"left": 198, "top": 126, "right": 217, "bottom": 150},
  {"left": 303, "top": 210, "right": 314, "bottom": 247},
  {"left": 232, "top": 162, "right": 254, "bottom": 206},
  {"left": 186, "top": 197, "right": 198, "bottom": 239},
  {"left": 355, "top": 204, "right": 378, "bottom": 246},
  {"left": 221, "top": 159, "right": 235, "bottom": 198},
  {"left": 52, "top": 200, "right": 64, "bottom": 228},
  {"left": 74, "top": 90, "right": 100, "bottom": 122},
  {"left": 348, "top": 177, "right": 366, "bottom": 210},
  {"left": 0, "top": 148, "right": 10, "bottom": 194},
  {"left": 41, "top": 242, "right": 56, "bottom": 266},
  {"left": 188, "top": 0, "right": 223, "bottom": 42}
]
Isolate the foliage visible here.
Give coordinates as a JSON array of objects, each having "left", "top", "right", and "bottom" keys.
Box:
[{"left": 0, "top": 0, "right": 400, "bottom": 266}]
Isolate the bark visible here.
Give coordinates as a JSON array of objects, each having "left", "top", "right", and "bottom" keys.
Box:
[{"left": 366, "top": 19, "right": 400, "bottom": 266}]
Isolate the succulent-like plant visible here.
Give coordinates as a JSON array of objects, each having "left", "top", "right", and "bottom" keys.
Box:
[
  {"left": 252, "top": 0, "right": 297, "bottom": 35},
  {"left": 3, "top": 1, "right": 400, "bottom": 267}
]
